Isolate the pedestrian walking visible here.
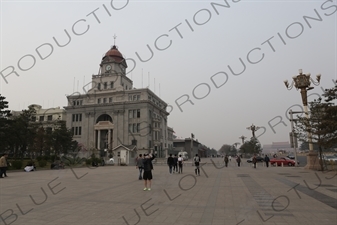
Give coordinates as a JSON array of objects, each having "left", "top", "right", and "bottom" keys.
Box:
[
  {"left": 236, "top": 155, "right": 241, "bottom": 167},
  {"left": 142, "top": 153, "right": 155, "bottom": 191},
  {"left": 193, "top": 154, "right": 201, "bottom": 176},
  {"left": 167, "top": 154, "right": 174, "bottom": 174},
  {"left": 3, "top": 156, "right": 9, "bottom": 177},
  {"left": 229, "top": 155, "right": 232, "bottom": 162},
  {"left": 0, "top": 153, "right": 8, "bottom": 178},
  {"left": 178, "top": 154, "right": 183, "bottom": 173},
  {"left": 224, "top": 155, "right": 229, "bottom": 167},
  {"left": 173, "top": 154, "right": 178, "bottom": 173},
  {"left": 136, "top": 154, "right": 144, "bottom": 180},
  {"left": 264, "top": 155, "right": 270, "bottom": 167},
  {"left": 252, "top": 155, "right": 257, "bottom": 168}
]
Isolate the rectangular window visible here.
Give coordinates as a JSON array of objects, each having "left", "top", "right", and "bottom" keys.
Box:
[
  {"left": 104, "top": 82, "right": 107, "bottom": 89},
  {"left": 73, "top": 101, "right": 76, "bottom": 106},
  {"left": 76, "top": 114, "right": 78, "bottom": 122},
  {"left": 72, "top": 114, "right": 76, "bottom": 122},
  {"left": 79, "top": 100, "right": 83, "bottom": 105},
  {"left": 129, "top": 95, "right": 132, "bottom": 101},
  {"left": 76, "top": 101, "right": 79, "bottom": 106},
  {"left": 79, "top": 114, "right": 82, "bottom": 121},
  {"left": 126, "top": 85, "right": 128, "bottom": 90},
  {"left": 109, "top": 97, "right": 113, "bottom": 103},
  {"left": 133, "top": 124, "right": 136, "bottom": 133},
  {"left": 133, "top": 95, "right": 137, "bottom": 101},
  {"left": 137, "top": 95, "right": 140, "bottom": 101},
  {"left": 103, "top": 98, "right": 107, "bottom": 103},
  {"left": 129, "top": 110, "right": 132, "bottom": 118},
  {"left": 133, "top": 110, "right": 136, "bottom": 118},
  {"left": 75, "top": 127, "right": 78, "bottom": 135},
  {"left": 98, "top": 83, "right": 101, "bottom": 90},
  {"left": 137, "top": 123, "right": 140, "bottom": 133},
  {"left": 78, "top": 127, "right": 82, "bottom": 135},
  {"left": 47, "top": 115, "right": 52, "bottom": 121},
  {"left": 110, "top": 82, "right": 114, "bottom": 89},
  {"left": 128, "top": 124, "right": 133, "bottom": 133},
  {"left": 97, "top": 98, "right": 101, "bottom": 104},
  {"left": 137, "top": 109, "right": 140, "bottom": 118},
  {"left": 39, "top": 116, "right": 44, "bottom": 122}
]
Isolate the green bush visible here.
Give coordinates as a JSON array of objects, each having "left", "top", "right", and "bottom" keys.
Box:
[
  {"left": 86, "top": 158, "right": 92, "bottom": 165},
  {"left": 38, "top": 160, "right": 47, "bottom": 168},
  {"left": 11, "top": 161, "right": 23, "bottom": 170},
  {"left": 93, "top": 158, "right": 101, "bottom": 164},
  {"left": 42, "top": 155, "right": 50, "bottom": 161}
]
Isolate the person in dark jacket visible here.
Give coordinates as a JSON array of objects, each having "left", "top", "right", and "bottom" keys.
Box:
[
  {"left": 173, "top": 155, "right": 178, "bottom": 173},
  {"left": 167, "top": 154, "right": 174, "bottom": 174},
  {"left": 264, "top": 155, "right": 270, "bottom": 167},
  {"left": 252, "top": 155, "right": 257, "bottom": 168},
  {"left": 136, "top": 154, "right": 144, "bottom": 180},
  {"left": 236, "top": 155, "right": 241, "bottom": 167},
  {"left": 224, "top": 155, "right": 229, "bottom": 167},
  {"left": 142, "top": 153, "right": 155, "bottom": 191}
]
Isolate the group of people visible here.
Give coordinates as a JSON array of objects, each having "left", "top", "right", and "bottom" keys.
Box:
[
  {"left": 136, "top": 153, "right": 156, "bottom": 191},
  {"left": 223, "top": 154, "right": 271, "bottom": 168},
  {"left": 135, "top": 153, "right": 203, "bottom": 191},
  {"left": 166, "top": 154, "right": 185, "bottom": 174},
  {"left": 0, "top": 153, "right": 9, "bottom": 178},
  {"left": 224, "top": 155, "right": 241, "bottom": 167},
  {"left": 166, "top": 153, "right": 201, "bottom": 176}
]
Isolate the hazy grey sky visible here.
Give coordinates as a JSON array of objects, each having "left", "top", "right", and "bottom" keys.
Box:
[{"left": 1, "top": 0, "right": 336, "bottom": 150}]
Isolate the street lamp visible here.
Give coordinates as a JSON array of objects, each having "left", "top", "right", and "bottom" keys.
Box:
[
  {"left": 246, "top": 124, "right": 260, "bottom": 139},
  {"left": 239, "top": 135, "right": 247, "bottom": 145},
  {"left": 284, "top": 69, "right": 321, "bottom": 170}
]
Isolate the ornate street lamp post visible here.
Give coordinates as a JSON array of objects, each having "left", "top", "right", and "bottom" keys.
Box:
[
  {"left": 239, "top": 135, "right": 246, "bottom": 145},
  {"left": 246, "top": 124, "right": 260, "bottom": 139},
  {"left": 284, "top": 69, "right": 321, "bottom": 170}
]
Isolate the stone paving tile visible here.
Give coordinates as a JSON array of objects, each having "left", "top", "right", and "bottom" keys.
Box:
[{"left": 1, "top": 159, "right": 336, "bottom": 225}]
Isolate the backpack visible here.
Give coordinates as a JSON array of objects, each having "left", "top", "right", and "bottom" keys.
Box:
[{"left": 194, "top": 156, "right": 200, "bottom": 166}]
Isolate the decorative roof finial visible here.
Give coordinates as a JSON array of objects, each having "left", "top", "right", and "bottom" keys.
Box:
[{"left": 113, "top": 34, "right": 117, "bottom": 46}]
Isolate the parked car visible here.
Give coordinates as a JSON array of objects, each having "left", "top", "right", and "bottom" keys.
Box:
[
  {"left": 270, "top": 157, "right": 299, "bottom": 166},
  {"left": 322, "top": 155, "right": 337, "bottom": 162},
  {"left": 286, "top": 155, "right": 295, "bottom": 159},
  {"left": 247, "top": 156, "right": 264, "bottom": 163}
]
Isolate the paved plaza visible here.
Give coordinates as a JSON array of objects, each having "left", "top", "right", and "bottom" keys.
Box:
[{"left": 0, "top": 158, "right": 336, "bottom": 225}]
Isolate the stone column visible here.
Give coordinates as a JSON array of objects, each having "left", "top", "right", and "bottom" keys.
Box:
[
  {"left": 97, "top": 130, "right": 101, "bottom": 150},
  {"left": 108, "top": 129, "right": 111, "bottom": 150}
]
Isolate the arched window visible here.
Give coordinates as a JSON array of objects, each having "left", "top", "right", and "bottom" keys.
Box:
[{"left": 96, "top": 114, "right": 112, "bottom": 123}]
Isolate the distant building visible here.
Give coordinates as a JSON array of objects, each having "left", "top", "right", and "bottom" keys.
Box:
[
  {"left": 64, "top": 44, "right": 170, "bottom": 163},
  {"left": 172, "top": 138, "right": 208, "bottom": 158},
  {"left": 263, "top": 142, "right": 292, "bottom": 154},
  {"left": 12, "top": 104, "right": 66, "bottom": 132}
]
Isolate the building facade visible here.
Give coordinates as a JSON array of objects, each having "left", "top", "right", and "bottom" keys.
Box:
[
  {"left": 12, "top": 104, "right": 66, "bottom": 132},
  {"left": 64, "top": 45, "right": 170, "bottom": 160}
]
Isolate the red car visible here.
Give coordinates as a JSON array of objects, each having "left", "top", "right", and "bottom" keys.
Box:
[{"left": 270, "top": 157, "right": 299, "bottom": 166}]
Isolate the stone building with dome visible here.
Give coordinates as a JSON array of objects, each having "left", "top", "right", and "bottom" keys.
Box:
[{"left": 64, "top": 44, "right": 170, "bottom": 164}]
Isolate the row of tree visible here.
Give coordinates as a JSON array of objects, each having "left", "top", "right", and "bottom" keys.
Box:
[
  {"left": 0, "top": 95, "right": 77, "bottom": 159},
  {"left": 218, "top": 138, "right": 262, "bottom": 156},
  {"left": 217, "top": 84, "right": 337, "bottom": 159},
  {"left": 294, "top": 84, "right": 337, "bottom": 170}
]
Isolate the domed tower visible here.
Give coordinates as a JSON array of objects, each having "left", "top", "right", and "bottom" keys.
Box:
[
  {"left": 89, "top": 43, "right": 133, "bottom": 92},
  {"left": 100, "top": 45, "right": 128, "bottom": 75}
]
